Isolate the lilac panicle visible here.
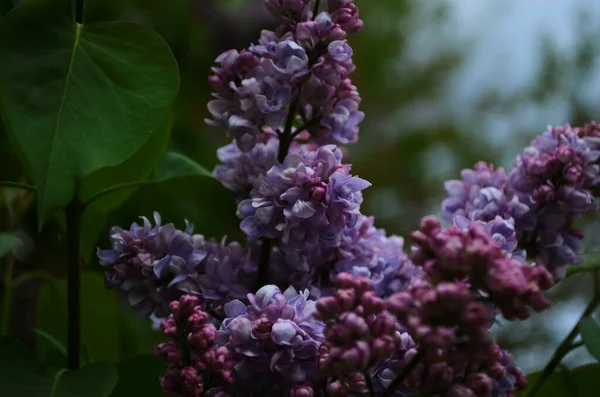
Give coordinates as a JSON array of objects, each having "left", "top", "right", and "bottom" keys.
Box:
[
  {"left": 508, "top": 123, "right": 600, "bottom": 277},
  {"left": 98, "top": 213, "right": 259, "bottom": 317},
  {"left": 97, "top": 213, "right": 206, "bottom": 318},
  {"left": 207, "top": 0, "right": 364, "bottom": 151},
  {"left": 218, "top": 285, "right": 324, "bottom": 395},
  {"left": 444, "top": 123, "right": 600, "bottom": 279},
  {"left": 410, "top": 216, "right": 553, "bottom": 320},
  {"left": 381, "top": 215, "right": 544, "bottom": 397},
  {"left": 237, "top": 144, "right": 370, "bottom": 253},
  {"left": 315, "top": 273, "right": 398, "bottom": 395},
  {"left": 156, "top": 296, "right": 233, "bottom": 397}
]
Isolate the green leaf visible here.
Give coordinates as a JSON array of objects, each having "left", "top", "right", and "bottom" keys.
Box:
[
  {"left": 0, "top": 335, "right": 118, "bottom": 397},
  {"left": 0, "top": 232, "right": 20, "bottom": 257},
  {"left": 36, "top": 273, "right": 120, "bottom": 368},
  {"left": 581, "top": 317, "right": 600, "bottom": 362},
  {"left": 0, "top": 0, "right": 179, "bottom": 226},
  {"left": 79, "top": 110, "right": 173, "bottom": 262},
  {"left": 153, "top": 151, "right": 212, "bottom": 182},
  {"left": 111, "top": 355, "right": 165, "bottom": 397},
  {"left": 518, "top": 364, "right": 600, "bottom": 397}
]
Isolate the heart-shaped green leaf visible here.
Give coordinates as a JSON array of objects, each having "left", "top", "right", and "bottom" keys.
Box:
[
  {"left": 0, "top": 335, "right": 118, "bottom": 397},
  {"left": 79, "top": 110, "right": 173, "bottom": 262},
  {"left": 0, "top": 0, "right": 179, "bottom": 226}
]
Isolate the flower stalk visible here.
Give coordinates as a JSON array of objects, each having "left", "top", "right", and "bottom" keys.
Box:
[{"left": 65, "top": 200, "right": 83, "bottom": 370}]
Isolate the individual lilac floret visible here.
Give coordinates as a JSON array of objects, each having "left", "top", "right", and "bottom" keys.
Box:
[
  {"left": 237, "top": 145, "right": 370, "bottom": 252},
  {"left": 333, "top": 215, "right": 419, "bottom": 296},
  {"left": 315, "top": 274, "right": 398, "bottom": 395},
  {"left": 327, "top": 0, "right": 363, "bottom": 34},
  {"left": 218, "top": 285, "right": 324, "bottom": 395},
  {"left": 156, "top": 296, "right": 233, "bottom": 397},
  {"left": 213, "top": 136, "right": 280, "bottom": 199},
  {"left": 410, "top": 216, "right": 553, "bottom": 320},
  {"left": 508, "top": 124, "right": 600, "bottom": 277},
  {"left": 97, "top": 213, "right": 206, "bottom": 318}
]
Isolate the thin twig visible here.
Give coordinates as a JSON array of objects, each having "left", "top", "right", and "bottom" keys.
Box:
[
  {"left": 312, "top": 0, "right": 321, "bottom": 18},
  {"left": 75, "top": 0, "right": 85, "bottom": 24},
  {"left": 256, "top": 238, "right": 272, "bottom": 288},
  {"left": 0, "top": 181, "right": 36, "bottom": 192},
  {"left": 527, "top": 271, "right": 600, "bottom": 397},
  {"left": 365, "top": 371, "right": 376, "bottom": 397},
  {"left": 66, "top": 201, "right": 83, "bottom": 370},
  {"left": 383, "top": 349, "right": 426, "bottom": 397}
]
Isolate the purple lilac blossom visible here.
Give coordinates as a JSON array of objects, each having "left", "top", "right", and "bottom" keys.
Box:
[
  {"left": 332, "top": 215, "right": 419, "bottom": 296},
  {"left": 237, "top": 144, "right": 370, "bottom": 253},
  {"left": 218, "top": 285, "right": 324, "bottom": 395},
  {"left": 156, "top": 296, "right": 233, "bottom": 397},
  {"left": 98, "top": 213, "right": 260, "bottom": 317},
  {"left": 410, "top": 216, "right": 553, "bottom": 320},
  {"left": 442, "top": 162, "right": 528, "bottom": 225},
  {"left": 194, "top": 237, "right": 258, "bottom": 308},
  {"left": 207, "top": 0, "right": 365, "bottom": 150},
  {"left": 213, "top": 135, "right": 280, "bottom": 198},
  {"left": 508, "top": 124, "right": 600, "bottom": 277},
  {"left": 97, "top": 213, "right": 206, "bottom": 317},
  {"left": 327, "top": 0, "right": 363, "bottom": 34},
  {"left": 315, "top": 274, "right": 398, "bottom": 396}
]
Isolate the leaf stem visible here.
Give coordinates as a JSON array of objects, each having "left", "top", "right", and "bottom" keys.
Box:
[
  {"left": 65, "top": 200, "right": 82, "bottom": 370},
  {"left": 1, "top": 254, "right": 15, "bottom": 334},
  {"left": 0, "top": 181, "right": 36, "bottom": 192},
  {"left": 257, "top": 238, "right": 272, "bottom": 289},
  {"left": 365, "top": 371, "right": 375, "bottom": 397},
  {"left": 75, "top": 0, "right": 84, "bottom": 24},
  {"left": 313, "top": 0, "right": 322, "bottom": 17},
  {"left": 383, "top": 349, "right": 426, "bottom": 397},
  {"left": 526, "top": 271, "right": 600, "bottom": 397}
]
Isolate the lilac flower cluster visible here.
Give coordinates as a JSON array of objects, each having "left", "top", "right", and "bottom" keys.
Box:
[
  {"left": 443, "top": 124, "right": 600, "bottom": 278},
  {"left": 156, "top": 295, "right": 233, "bottom": 397},
  {"left": 237, "top": 144, "right": 370, "bottom": 252},
  {"left": 97, "top": 213, "right": 206, "bottom": 318},
  {"left": 218, "top": 285, "right": 324, "bottom": 396},
  {"left": 207, "top": 0, "right": 363, "bottom": 152},
  {"left": 378, "top": 215, "right": 551, "bottom": 396},
  {"left": 315, "top": 274, "right": 397, "bottom": 396},
  {"left": 96, "top": 1, "right": 600, "bottom": 396},
  {"left": 332, "top": 215, "right": 419, "bottom": 296},
  {"left": 97, "top": 212, "right": 257, "bottom": 318}
]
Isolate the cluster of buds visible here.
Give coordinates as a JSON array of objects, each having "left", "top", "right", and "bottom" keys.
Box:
[{"left": 156, "top": 296, "right": 233, "bottom": 397}]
